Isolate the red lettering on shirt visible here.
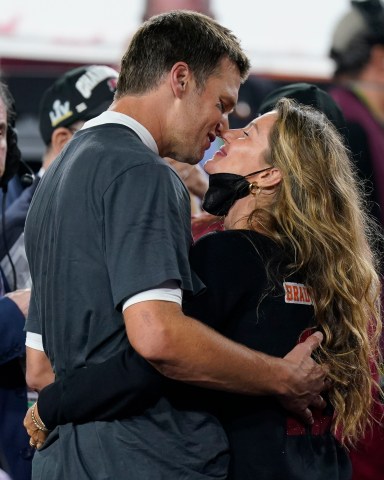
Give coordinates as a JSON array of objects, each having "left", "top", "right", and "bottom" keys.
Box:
[
  {"left": 283, "top": 282, "right": 312, "bottom": 305},
  {"left": 293, "top": 285, "right": 299, "bottom": 302},
  {"left": 285, "top": 284, "right": 293, "bottom": 302}
]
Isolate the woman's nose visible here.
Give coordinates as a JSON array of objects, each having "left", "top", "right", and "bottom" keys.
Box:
[{"left": 221, "top": 128, "right": 242, "bottom": 143}]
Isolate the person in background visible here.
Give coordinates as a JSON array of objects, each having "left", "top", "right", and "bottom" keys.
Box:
[
  {"left": 142, "top": 0, "right": 215, "bottom": 21},
  {"left": 328, "top": 0, "right": 384, "bottom": 230},
  {"left": 165, "top": 157, "right": 215, "bottom": 244},
  {"left": 0, "top": 65, "right": 119, "bottom": 294},
  {"left": 165, "top": 158, "right": 208, "bottom": 209},
  {"left": 0, "top": 177, "right": 24, "bottom": 211},
  {"left": 0, "top": 80, "right": 33, "bottom": 480},
  {"left": 0, "top": 454, "right": 11, "bottom": 480},
  {"left": 23, "top": 10, "right": 326, "bottom": 480},
  {"left": 257, "top": 83, "right": 346, "bottom": 133},
  {"left": 165, "top": 154, "right": 225, "bottom": 243},
  {"left": 25, "top": 97, "right": 383, "bottom": 479}
]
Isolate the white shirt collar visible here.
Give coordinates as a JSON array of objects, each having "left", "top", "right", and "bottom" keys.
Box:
[{"left": 81, "top": 111, "right": 159, "bottom": 155}]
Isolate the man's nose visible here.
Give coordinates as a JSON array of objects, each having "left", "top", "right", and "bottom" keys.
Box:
[{"left": 215, "top": 116, "right": 230, "bottom": 137}]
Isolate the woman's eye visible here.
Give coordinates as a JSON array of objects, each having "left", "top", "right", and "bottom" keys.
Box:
[{"left": 243, "top": 130, "right": 249, "bottom": 137}]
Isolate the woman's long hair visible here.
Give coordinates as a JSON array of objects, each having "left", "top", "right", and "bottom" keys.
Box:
[{"left": 249, "top": 98, "right": 382, "bottom": 445}]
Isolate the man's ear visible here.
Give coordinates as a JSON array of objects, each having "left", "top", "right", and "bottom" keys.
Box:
[
  {"left": 258, "top": 167, "right": 282, "bottom": 188},
  {"left": 51, "top": 127, "right": 73, "bottom": 156},
  {"left": 170, "top": 62, "right": 190, "bottom": 98}
]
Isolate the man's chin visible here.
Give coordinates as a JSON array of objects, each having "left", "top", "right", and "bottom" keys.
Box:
[{"left": 174, "top": 154, "right": 201, "bottom": 166}]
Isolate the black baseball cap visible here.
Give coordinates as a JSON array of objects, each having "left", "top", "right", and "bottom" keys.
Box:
[
  {"left": 258, "top": 83, "right": 347, "bottom": 133},
  {"left": 39, "top": 65, "right": 118, "bottom": 145}
]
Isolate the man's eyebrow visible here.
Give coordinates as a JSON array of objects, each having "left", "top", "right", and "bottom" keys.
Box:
[{"left": 222, "top": 92, "right": 238, "bottom": 112}]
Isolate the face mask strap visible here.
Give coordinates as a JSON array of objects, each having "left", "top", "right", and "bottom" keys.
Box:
[{"left": 244, "top": 166, "right": 273, "bottom": 178}]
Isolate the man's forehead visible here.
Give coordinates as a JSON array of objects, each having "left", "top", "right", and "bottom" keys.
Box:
[{"left": 214, "top": 58, "right": 241, "bottom": 101}]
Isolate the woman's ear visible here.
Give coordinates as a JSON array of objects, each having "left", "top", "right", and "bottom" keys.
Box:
[
  {"left": 258, "top": 167, "right": 282, "bottom": 188},
  {"left": 170, "top": 62, "right": 189, "bottom": 98}
]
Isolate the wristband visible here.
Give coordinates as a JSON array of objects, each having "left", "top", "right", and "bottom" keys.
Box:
[{"left": 31, "top": 402, "right": 49, "bottom": 432}]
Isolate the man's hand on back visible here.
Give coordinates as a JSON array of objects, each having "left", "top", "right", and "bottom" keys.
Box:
[{"left": 277, "top": 331, "right": 329, "bottom": 424}]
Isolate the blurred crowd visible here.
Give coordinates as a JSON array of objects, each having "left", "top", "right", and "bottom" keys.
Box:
[{"left": 0, "top": 1, "right": 383, "bottom": 480}]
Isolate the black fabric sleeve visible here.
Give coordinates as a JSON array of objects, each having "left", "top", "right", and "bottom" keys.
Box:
[{"left": 38, "top": 346, "right": 166, "bottom": 430}]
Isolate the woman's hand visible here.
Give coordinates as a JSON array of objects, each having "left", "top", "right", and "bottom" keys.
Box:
[{"left": 23, "top": 403, "right": 49, "bottom": 449}]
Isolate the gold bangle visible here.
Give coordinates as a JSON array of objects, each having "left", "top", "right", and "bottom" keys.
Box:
[{"left": 31, "top": 402, "right": 49, "bottom": 432}]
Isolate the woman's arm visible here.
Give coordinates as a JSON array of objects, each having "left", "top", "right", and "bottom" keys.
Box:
[{"left": 34, "top": 345, "right": 166, "bottom": 430}]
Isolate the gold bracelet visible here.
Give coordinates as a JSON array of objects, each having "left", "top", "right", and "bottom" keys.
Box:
[{"left": 31, "top": 402, "right": 49, "bottom": 432}]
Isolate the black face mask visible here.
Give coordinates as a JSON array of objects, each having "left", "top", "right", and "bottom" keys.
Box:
[{"left": 202, "top": 167, "right": 273, "bottom": 216}]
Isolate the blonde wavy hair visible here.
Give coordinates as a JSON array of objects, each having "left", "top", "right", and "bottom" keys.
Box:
[{"left": 248, "top": 97, "right": 383, "bottom": 445}]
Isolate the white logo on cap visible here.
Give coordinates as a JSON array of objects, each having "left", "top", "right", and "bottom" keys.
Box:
[
  {"left": 75, "top": 66, "right": 118, "bottom": 99},
  {"left": 50, "top": 100, "right": 73, "bottom": 127},
  {"left": 76, "top": 102, "right": 87, "bottom": 113}
]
